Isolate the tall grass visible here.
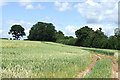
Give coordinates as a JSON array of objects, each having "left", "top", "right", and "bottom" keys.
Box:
[{"left": 1, "top": 40, "right": 92, "bottom": 78}]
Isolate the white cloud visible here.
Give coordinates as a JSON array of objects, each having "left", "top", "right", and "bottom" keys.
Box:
[
  {"left": 25, "top": 4, "right": 44, "bottom": 10},
  {"left": 65, "top": 25, "right": 76, "bottom": 34},
  {"left": 37, "top": 4, "right": 44, "bottom": 9},
  {"left": 0, "top": 29, "right": 2, "bottom": 32},
  {"left": 0, "top": 1, "right": 7, "bottom": 7},
  {"left": 0, "top": 29, "right": 2, "bottom": 35},
  {"left": 100, "top": 0, "right": 119, "bottom": 2},
  {"left": 19, "top": 1, "right": 33, "bottom": 9},
  {"left": 85, "top": 0, "right": 97, "bottom": 6},
  {"left": 26, "top": 4, "right": 34, "bottom": 9},
  {"left": 7, "top": 32, "right": 12, "bottom": 37},
  {"left": 25, "top": 28, "right": 31, "bottom": 36},
  {"left": 65, "top": 25, "right": 79, "bottom": 36},
  {"left": 19, "top": 0, "right": 44, "bottom": 10},
  {"left": 64, "top": 24, "right": 117, "bottom": 37},
  {"left": 6, "top": 20, "right": 32, "bottom": 26},
  {"left": 19, "top": 0, "right": 34, "bottom": 2},
  {"left": 74, "top": 0, "right": 118, "bottom": 24},
  {"left": 54, "top": 1, "right": 72, "bottom": 12},
  {"left": 19, "top": 0, "right": 33, "bottom": 6},
  {"left": 83, "top": 24, "right": 118, "bottom": 37},
  {"left": 19, "top": 2, "right": 31, "bottom": 6}
]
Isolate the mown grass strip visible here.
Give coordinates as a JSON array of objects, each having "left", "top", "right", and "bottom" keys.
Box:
[
  {"left": 82, "top": 48, "right": 114, "bottom": 56},
  {"left": 85, "top": 58, "right": 112, "bottom": 78}
]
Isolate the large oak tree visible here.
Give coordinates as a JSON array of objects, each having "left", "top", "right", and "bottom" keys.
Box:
[
  {"left": 8, "top": 25, "right": 26, "bottom": 40},
  {"left": 28, "top": 22, "right": 56, "bottom": 41},
  {"left": 75, "top": 26, "right": 94, "bottom": 47}
]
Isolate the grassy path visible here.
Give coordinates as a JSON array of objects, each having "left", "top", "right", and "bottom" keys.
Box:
[
  {"left": 97, "top": 54, "right": 118, "bottom": 78},
  {"left": 78, "top": 53, "right": 118, "bottom": 78},
  {"left": 78, "top": 54, "right": 100, "bottom": 78},
  {"left": 1, "top": 40, "right": 119, "bottom": 78}
]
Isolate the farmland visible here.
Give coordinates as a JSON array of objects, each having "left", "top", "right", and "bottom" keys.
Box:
[{"left": 1, "top": 39, "right": 119, "bottom": 78}]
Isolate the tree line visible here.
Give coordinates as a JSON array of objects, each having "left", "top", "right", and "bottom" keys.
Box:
[{"left": 8, "top": 22, "right": 120, "bottom": 50}]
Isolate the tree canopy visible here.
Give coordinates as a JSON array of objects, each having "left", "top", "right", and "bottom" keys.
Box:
[
  {"left": 8, "top": 25, "right": 26, "bottom": 40},
  {"left": 91, "top": 28, "right": 108, "bottom": 48},
  {"left": 75, "top": 26, "right": 94, "bottom": 47},
  {"left": 28, "top": 22, "right": 56, "bottom": 41},
  {"left": 75, "top": 26, "right": 109, "bottom": 49},
  {"left": 114, "top": 28, "right": 120, "bottom": 49},
  {"left": 114, "top": 28, "right": 120, "bottom": 36},
  {"left": 8, "top": 22, "right": 119, "bottom": 50},
  {"left": 55, "top": 30, "right": 64, "bottom": 40}
]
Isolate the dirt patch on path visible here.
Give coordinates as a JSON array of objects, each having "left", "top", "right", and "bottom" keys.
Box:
[
  {"left": 77, "top": 54, "right": 118, "bottom": 78},
  {"left": 78, "top": 54, "right": 101, "bottom": 78}
]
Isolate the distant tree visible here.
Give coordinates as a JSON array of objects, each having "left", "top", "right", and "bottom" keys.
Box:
[
  {"left": 114, "top": 28, "right": 120, "bottom": 50},
  {"left": 8, "top": 25, "right": 26, "bottom": 40},
  {"left": 107, "top": 36, "right": 118, "bottom": 49},
  {"left": 63, "top": 38, "right": 76, "bottom": 45},
  {"left": 91, "top": 28, "right": 108, "bottom": 48},
  {"left": 56, "top": 35, "right": 76, "bottom": 45},
  {"left": 28, "top": 22, "right": 56, "bottom": 41},
  {"left": 114, "top": 28, "right": 120, "bottom": 36},
  {"left": 10, "top": 38, "right": 12, "bottom": 40},
  {"left": 75, "top": 26, "right": 94, "bottom": 47},
  {"left": 64, "top": 36, "right": 74, "bottom": 39},
  {"left": 55, "top": 30, "right": 65, "bottom": 43},
  {"left": 55, "top": 30, "right": 64, "bottom": 40}
]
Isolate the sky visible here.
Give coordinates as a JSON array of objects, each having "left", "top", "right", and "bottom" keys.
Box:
[{"left": 0, "top": 0, "right": 119, "bottom": 39}]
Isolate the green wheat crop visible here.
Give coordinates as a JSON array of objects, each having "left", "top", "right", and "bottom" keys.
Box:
[{"left": 1, "top": 40, "right": 92, "bottom": 78}]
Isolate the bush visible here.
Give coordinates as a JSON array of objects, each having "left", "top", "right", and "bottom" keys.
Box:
[{"left": 56, "top": 38, "right": 76, "bottom": 46}]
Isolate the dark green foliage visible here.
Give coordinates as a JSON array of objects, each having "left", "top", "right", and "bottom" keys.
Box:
[
  {"left": 82, "top": 48, "right": 114, "bottom": 55},
  {"left": 28, "top": 22, "right": 56, "bottom": 41},
  {"left": 9, "top": 21, "right": 119, "bottom": 50},
  {"left": 55, "top": 30, "right": 64, "bottom": 42},
  {"left": 8, "top": 25, "right": 26, "bottom": 40},
  {"left": 61, "top": 37, "right": 76, "bottom": 45},
  {"left": 107, "top": 36, "right": 118, "bottom": 49},
  {"left": 118, "top": 54, "right": 120, "bottom": 66},
  {"left": 75, "top": 26, "right": 95, "bottom": 47},
  {"left": 114, "top": 28, "right": 120, "bottom": 36},
  {"left": 91, "top": 28, "right": 108, "bottom": 48},
  {"left": 75, "top": 26, "right": 119, "bottom": 50},
  {"left": 55, "top": 30, "right": 76, "bottom": 45},
  {"left": 0, "top": 38, "right": 8, "bottom": 40},
  {"left": 64, "top": 36, "right": 74, "bottom": 39},
  {"left": 27, "top": 23, "right": 119, "bottom": 50},
  {"left": 114, "top": 28, "right": 120, "bottom": 50},
  {"left": 117, "top": 36, "right": 120, "bottom": 50},
  {"left": 56, "top": 35, "right": 76, "bottom": 46}
]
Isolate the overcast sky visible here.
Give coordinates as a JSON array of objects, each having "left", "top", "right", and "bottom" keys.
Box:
[{"left": 0, "top": 0, "right": 119, "bottom": 39}]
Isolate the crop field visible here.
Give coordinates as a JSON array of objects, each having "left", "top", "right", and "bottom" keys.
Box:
[{"left": 1, "top": 39, "right": 119, "bottom": 78}]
